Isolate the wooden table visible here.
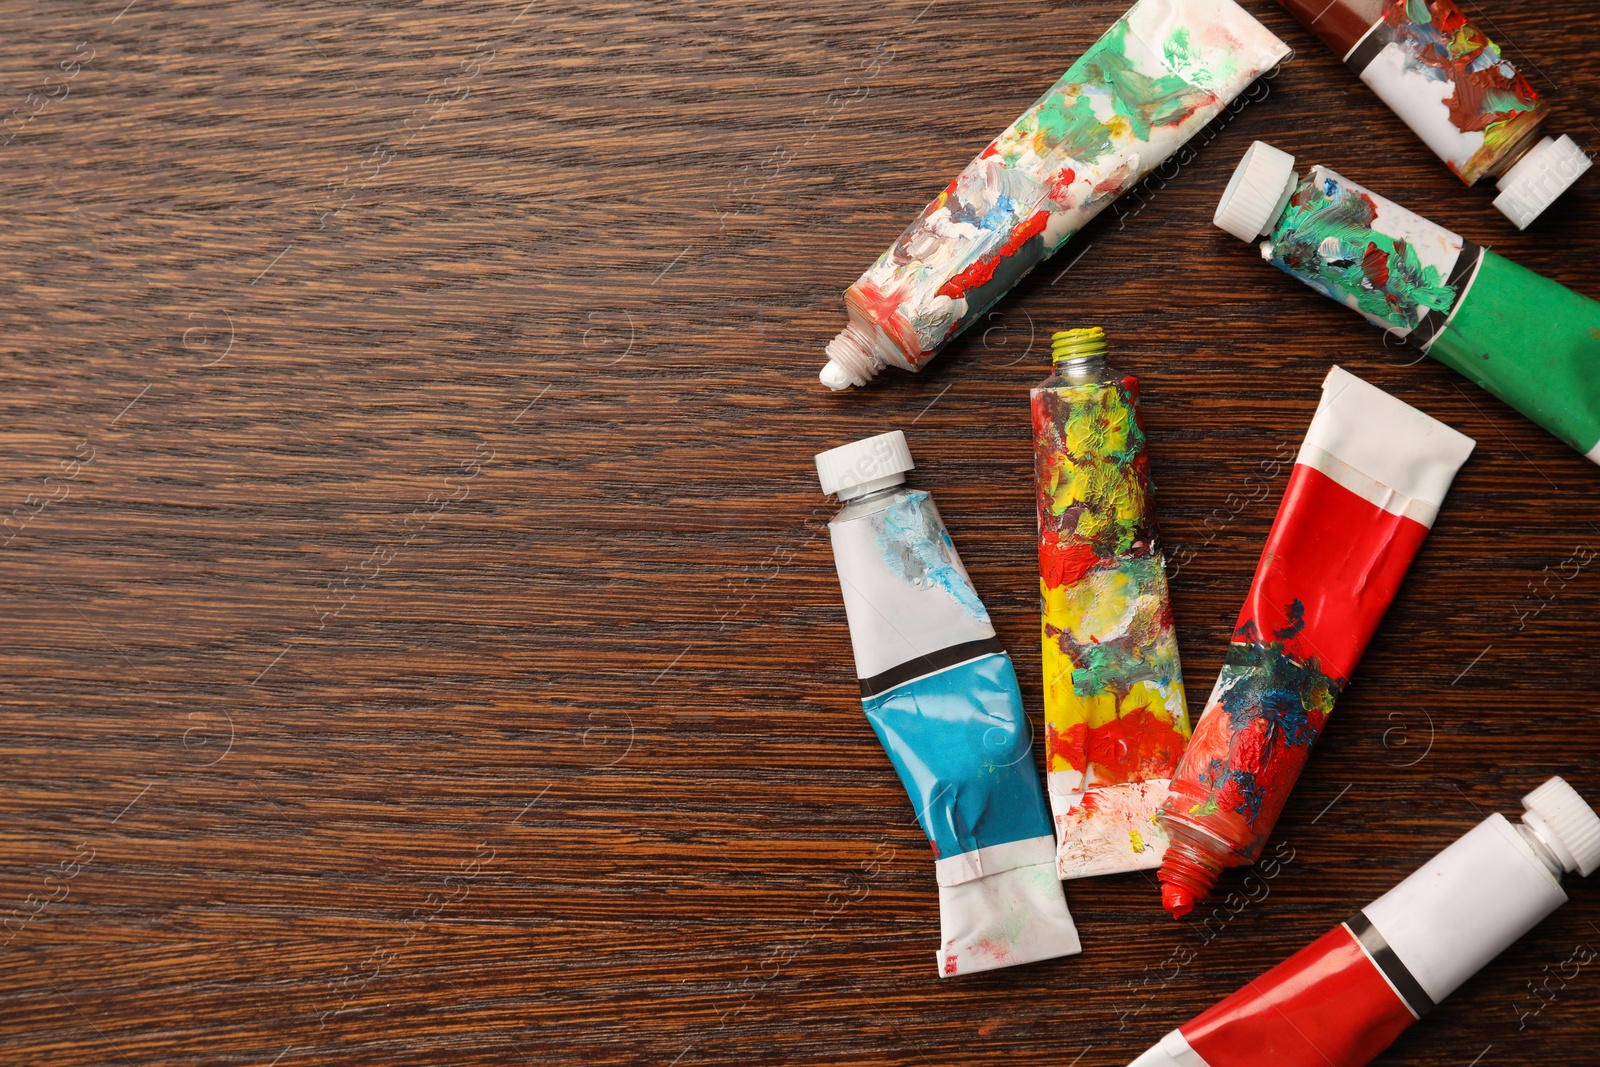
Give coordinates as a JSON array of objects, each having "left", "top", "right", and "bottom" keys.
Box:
[{"left": 4, "top": 2, "right": 1598, "bottom": 1063}]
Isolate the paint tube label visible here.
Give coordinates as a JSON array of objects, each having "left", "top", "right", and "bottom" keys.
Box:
[
  {"left": 1264, "top": 166, "right": 1475, "bottom": 340},
  {"left": 1363, "top": 813, "right": 1567, "bottom": 1005},
  {"left": 1173, "top": 924, "right": 1417, "bottom": 1066},
  {"left": 846, "top": 0, "right": 1290, "bottom": 367},
  {"left": 1033, "top": 375, "right": 1189, "bottom": 878},
  {"left": 831, "top": 490, "right": 1050, "bottom": 864},
  {"left": 827, "top": 489, "right": 1080, "bottom": 976},
  {"left": 1425, "top": 249, "right": 1600, "bottom": 461},
  {"left": 1344, "top": 0, "right": 1545, "bottom": 186}
]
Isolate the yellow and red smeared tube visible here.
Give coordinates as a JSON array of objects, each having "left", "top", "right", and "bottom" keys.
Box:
[
  {"left": 818, "top": 0, "right": 1290, "bottom": 390},
  {"left": 1033, "top": 328, "right": 1191, "bottom": 878}
]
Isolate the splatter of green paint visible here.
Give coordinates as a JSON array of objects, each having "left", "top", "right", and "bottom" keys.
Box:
[{"left": 1266, "top": 172, "right": 1458, "bottom": 331}]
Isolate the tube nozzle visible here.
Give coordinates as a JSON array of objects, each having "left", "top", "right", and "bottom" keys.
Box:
[
  {"left": 822, "top": 322, "right": 882, "bottom": 391},
  {"left": 1158, "top": 836, "right": 1226, "bottom": 919}
]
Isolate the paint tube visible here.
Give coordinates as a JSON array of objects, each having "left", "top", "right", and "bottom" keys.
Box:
[
  {"left": 1156, "top": 366, "right": 1474, "bottom": 918},
  {"left": 817, "top": 0, "right": 1290, "bottom": 390},
  {"left": 1276, "top": 0, "right": 1590, "bottom": 227},
  {"left": 1215, "top": 141, "right": 1600, "bottom": 465},
  {"left": 1132, "top": 776, "right": 1600, "bottom": 1067},
  {"left": 1033, "top": 328, "right": 1190, "bottom": 879},
  {"left": 815, "top": 430, "right": 1081, "bottom": 976}
]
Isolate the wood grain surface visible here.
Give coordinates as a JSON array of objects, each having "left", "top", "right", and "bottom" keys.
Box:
[{"left": 3, "top": 1, "right": 1599, "bottom": 1064}]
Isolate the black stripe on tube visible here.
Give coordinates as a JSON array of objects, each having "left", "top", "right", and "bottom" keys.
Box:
[
  {"left": 1346, "top": 911, "right": 1437, "bottom": 1019},
  {"left": 858, "top": 636, "right": 1005, "bottom": 698}
]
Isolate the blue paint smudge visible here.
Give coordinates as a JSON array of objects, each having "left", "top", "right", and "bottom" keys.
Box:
[{"left": 874, "top": 492, "right": 989, "bottom": 622}]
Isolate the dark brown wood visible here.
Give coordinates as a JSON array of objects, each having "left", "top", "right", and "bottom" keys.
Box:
[{"left": 3, "top": 1, "right": 1598, "bottom": 1063}]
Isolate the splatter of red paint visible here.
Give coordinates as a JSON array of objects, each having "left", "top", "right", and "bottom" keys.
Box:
[
  {"left": 1046, "top": 167, "right": 1078, "bottom": 203},
  {"left": 1039, "top": 529, "right": 1103, "bottom": 588},
  {"left": 936, "top": 211, "right": 1050, "bottom": 300},
  {"left": 1368, "top": 0, "right": 1546, "bottom": 183},
  {"left": 1361, "top": 243, "right": 1390, "bottom": 287},
  {"left": 843, "top": 280, "right": 926, "bottom": 363},
  {"left": 1051, "top": 705, "right": 1189, "bottom": 784}
]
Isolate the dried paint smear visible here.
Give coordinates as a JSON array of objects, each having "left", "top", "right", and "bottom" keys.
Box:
[
  {"left": 1356, "top": 0, "right": 1545, "bottom": 185},
  {"left": 1263, "top": 166, "right": 1468, "bottom": 335},
  {"left": 1178, "top": 601, "right": 1338, "bottom": 843},
  {"left": 872, "top": 498, "right": 988, "bottom": 621}
]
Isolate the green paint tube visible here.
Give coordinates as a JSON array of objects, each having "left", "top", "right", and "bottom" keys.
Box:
[{"left": 1214, "top": 140, "right": 1600, "bottom": 464}]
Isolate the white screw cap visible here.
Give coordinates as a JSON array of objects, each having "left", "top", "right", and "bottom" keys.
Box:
[
  {"left": 1214, "top": 140, "right": 1299, "bottom": 243},
  {"left": 1493, "top": 135, "right": 1592, "bottom": 229},
  {"left": 815, "top": 430, "right": 914, "bottom": 500},
  {"left": 1523, "top": 776, "right": 1600, "bottom": 877}
]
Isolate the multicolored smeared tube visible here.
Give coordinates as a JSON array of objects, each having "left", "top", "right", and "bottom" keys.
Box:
[
  {"left": 816, "top": 431, "right": 1081, "bottom": 976},
  {"left": 1032, "top": 328, "right": 1190, "bottom": 879},
  {"left": 1276, "top": 0, "right": 1589, "bottom": 227},
  {"left": 1132, "top": 777, "right": 1600, "bottom": 1067},
  {"left": 1216, "top": 141, "right": 1600, "bottom": 465},
  {"left": 1157, "top": 366, "right": 1475, "bottom": 918},
  {"left": 818, "top": 0, "right": 1290, "bottom": 390}
]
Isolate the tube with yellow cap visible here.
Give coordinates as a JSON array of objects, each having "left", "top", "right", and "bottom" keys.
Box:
[{"left": 1033, "top": 328, "right": 1191, "bottom": 879}]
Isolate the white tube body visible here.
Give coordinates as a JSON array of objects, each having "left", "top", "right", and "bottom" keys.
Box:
[{"left": 1365, "top": 813, "right": 1567, "bottom": 1004}]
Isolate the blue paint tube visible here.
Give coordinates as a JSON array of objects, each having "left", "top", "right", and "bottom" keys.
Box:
[{"left": 816, "top": 430, "right": 1081, "bottom": 977}]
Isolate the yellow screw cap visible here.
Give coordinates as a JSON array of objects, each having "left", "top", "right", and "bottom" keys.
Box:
[{"left": 1051, "top": 327, "right": 1107, "bottom": 364}]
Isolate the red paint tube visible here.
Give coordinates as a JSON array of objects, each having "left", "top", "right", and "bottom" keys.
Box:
[
  {"left": 1129, "top": 777, "right": 1600, "bottom": 1067},
  {"left": 1156, "top": 366, "right": 1475, "bottom": 918}
]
